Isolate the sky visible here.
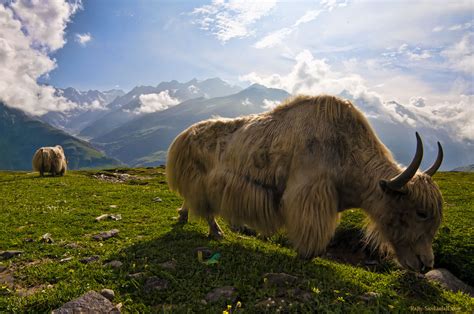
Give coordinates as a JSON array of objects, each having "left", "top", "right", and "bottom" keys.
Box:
[{"left": 0, "top": 0, "right": 473, "bottom": 145}]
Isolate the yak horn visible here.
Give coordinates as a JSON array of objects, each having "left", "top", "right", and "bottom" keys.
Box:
[
  {"left": 385, "top": 132, "right": 423, "bottom": 191},
  {"left": 424, "top": 142, "right": 443, "bottom": 176}
]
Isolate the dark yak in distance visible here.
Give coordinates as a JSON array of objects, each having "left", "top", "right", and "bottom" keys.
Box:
[{"left": 166, "top": 95, "right": 443, "bottom": 272}]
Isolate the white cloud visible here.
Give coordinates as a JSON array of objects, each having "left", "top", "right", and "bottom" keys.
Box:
[
  {"left": 191, "top": 0, "right": 276, "bottom": 43},
  {"left": 0, "top": 1, "right": 79, "bottom": 116},
  {"left": 188, "top": 85, "right": 200, "bottom": 94},
  {"left": 441, "top": 33, "right": 474, "bottom": 74},
  {"left": 81, "top": 100, "right": 106, "bottom": 111},
  {"left": 241, "top": 98, "right": 252, "bottom": 106},
  {"left": 135, "top": 91, "right": 180, "bottom": 114},
  {"left": 294, "top": 9, "right": 323, "bottom": 27},
  {"left": 240, "top": 49, "right": 474, "bottom": 142},
  {"left": 261, "top": 99, "right": 280, "bottom": 110},
  {"left": 254, "top": 27, "right": 292, "bottom": 49},
  {"left": 75, "top": 32, "right": 92, "bottom": 46}
]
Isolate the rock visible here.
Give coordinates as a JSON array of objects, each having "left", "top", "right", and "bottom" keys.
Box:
[
  {"left": 263, "top": 273, "right": 299, "bottom": 288},
  {"left": 65, "top": 243, "right": 79, "bottom": 249},
  {"left": 0, "top": 251, "right": 23, "bottom": 260},
  {"left": 159, "top": 259, "right": 177, "bottom": 271},
  {"left": 95, "top": 214, "right": 122, "bottom": 222},
  {"left": 425, "top": 268, "right": 474, "bottom": 297},
  {"left": 205, "top": 286, "right": 237, "bottom": 303},
  {"left": 104, "top": 260, "right": 123, "bottom": 268},
  {"left": 127, "top": 272, "right": 146, "bottom": 279},
  {"left": 109, "top": 205, "right": 118, "bottom": 209},
  {"left": 0, "top": 265, "right": 7, "bottom": 272},
  {"left": 93, "top": 229, "right": 119, "bottom": 241},
  {"left": 41, "top": 233, "right": 54, "bottom": 243},
  {"left": 287, "top": 288, "right": 312, "bottom": 302},
  {"left": 100, "top": 288, "right": 115, "bottom": 301},
  {"left": 144, "top": 276, "right": 169, "bottom": 291},
  {"left": 60, "top": 257, "right": 73, "bottom": 263},
  {"left": 80, "top": 255, "right": 100, "bottom": 264},
  {"left": 52, "top": 291, "right": 119, "bottom": 314},
  {"left": 359, "top": 291, "right": 380, "bottom": 302},
  {"left": 153, "top": 197, "right": 163, "bottom": 202},
  {"left": 23, "top": 238, "right": 34, "bottom": 243}
]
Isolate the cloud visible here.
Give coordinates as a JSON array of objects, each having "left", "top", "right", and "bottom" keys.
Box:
[
  {"left": 75, "top": 32, "right": 92, "bottom": 46},
  {"left": 0, "top": 1, "right": 80, "bottom": 116},
  {"left": 240, "top": 49, "right": 474, "bottom": 142},
  {"left": 241, "top": 98, "right": 252, "bottom": 106},
  {"left": 441, "top": 33, "right": 474, "bottom": 74},
  {"left": 135, "top": 91, "right": 180, "bottom": 114},
  {"left": 261, "top": 99, "right": 280, "bottom": 110},
  {"left": 191, "top": 0, "right": 276, "bottom": 43},
  {"left": 254, "top": 27, "right": 292, "bottom": 49}
]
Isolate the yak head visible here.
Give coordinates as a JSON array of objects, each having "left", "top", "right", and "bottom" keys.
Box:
[{"left": 368, "top": 132, "right": 444, "bottom": 272}]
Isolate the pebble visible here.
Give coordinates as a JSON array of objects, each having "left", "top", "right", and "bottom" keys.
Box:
[
  {"left": 80, "top": 255, "right": 100, "bottom": 264},
  {"left": 104, "top": 260, "right": 123, "bottom": 268},
  {"left": 205, "top": 286, "right": 237, "bottom": 303},
  {"left": 93, "top": 229, "right": 119, "bottom": 241},
  {"left": 153, "top": 197, "right": 163, "bottom": 202},
  {"left": 0, "top": 251, "right": 23, "bottom": 260},
  {"left": 425, "top": 268, "right": 474, "bottom": 297},
  {"left": 144, "top": 276, "right": 169, "bottom": 291},
  {"left": 41, "top": 233, "right": 54, "bottom": 243},
  {"left": 60, "top": 257, "right": 73, "bottom": 263},
  {"left": 100, "top": 288, "right": 115, "bottom": 301}
]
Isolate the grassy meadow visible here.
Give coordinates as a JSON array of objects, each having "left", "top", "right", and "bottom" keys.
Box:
[{"left": 0, "top": 168, "right": 472, "bottom": 313}]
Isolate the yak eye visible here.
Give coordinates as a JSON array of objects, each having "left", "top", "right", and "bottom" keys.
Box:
[{"left": 416, "top": 210, "right": 429, "bottom": 220}]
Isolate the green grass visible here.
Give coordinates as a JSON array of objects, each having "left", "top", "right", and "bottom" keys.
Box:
[{"left": 0, "top": 169, "right": 472, "bottom": 313}]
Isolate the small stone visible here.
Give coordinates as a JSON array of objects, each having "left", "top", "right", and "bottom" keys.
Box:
[
  {"left": 144, "top": 276, "right": 169, "bottom": 291},
  {"left": 60, "top": 257, "right": 73, "bottom": 263},
  {"left": 153, "top": 197, "right": 163, "bottom": 202},
  {"left": 109, "top": 205, "right": 118, "bottom": 209},
  {"left": 200, "top": 299, "right": 207, "bottom": 305},
  {"left": 41, "top": 233, "right": 54, "bottom": 243},
  {"left": 104, "top": 260, "right": 123, "bottom": 268},
  {"left": 263, "top": 273, "right": 299, "bottom": 288},
  {"left": 159, "top": 259, "right": 177, "bottom": 271},
  {"left": 0, "top": 251, "right": 23, "bottom": 260},
  {"left": 65, "top": 243, "right": 79, "bottom": 249},
  {"left": 115, "top": 303, "right": 123, "bottom": 311},
  {"left": 425, "top": 268, "right": 474, "bottom": 297},
  {"left": 52, "top": 291, "right": 119, "bottom": 314},
  {"left": 24, "top": 238, "right": 34, "bottom": 243},
  {"left": 93, "top": 229, "right": 119, "bottom": 241},
  {"left": 109, "top": 214, "right": 122, "bottom": 221},
  {"left": 95, "top": 214, "right": 109, "bottom": 222},
  {"left": 100, "top": 288, "right": 115, "bottom": 301},
  {"left": 127, "top": 272, "right": 146, "bottom": 279},
  {"left": 359, "top": 291, "right": 380, "bottom": 302},
  {"left": 80, "top": 255, "right": 100, "bottom": 264},
  {"left": 205, "top": 286, "right": 237, "bottom": 303}
]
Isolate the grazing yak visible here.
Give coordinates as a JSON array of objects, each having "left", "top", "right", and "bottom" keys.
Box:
[
  {"left": 32, "top": 145, "right": 67, "bottom": 177},
  {"left": 166, "top": 95, "right": 443, "bottom": 272}
]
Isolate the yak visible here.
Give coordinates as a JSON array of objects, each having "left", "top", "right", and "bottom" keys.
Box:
[
  {"left": 166, "top": 95, "right": 443, "bottom": 272},
  {"left": 32, "top": 145, "right": 67, "bottom": 177}
]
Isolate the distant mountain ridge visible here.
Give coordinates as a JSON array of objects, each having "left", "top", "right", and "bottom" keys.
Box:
[
  {"left": 451, "top": 164, "right": 474, "bottom": 172},
  {"left": 79, "top": 78, "right": 242, "bottom": 139},
  {"left": 0, "top": 102, "right": 120, "bottom": 170},
  {"left": 40, "top": 87, "right": 125, "bottom": 134}
]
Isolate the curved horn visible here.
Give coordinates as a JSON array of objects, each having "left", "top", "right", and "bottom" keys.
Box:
[
  {"left": 385, "top": 132, "right": 424, "bottom": 191},
  {"left": 424, "top": 141, "right": 443, "bottom": 176}
]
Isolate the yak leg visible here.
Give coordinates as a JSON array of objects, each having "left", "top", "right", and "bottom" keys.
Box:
[
  {"left": 207, "top": 217, "right": 224, "bottom": 240},
  {"left": 282, "top": 178, "right": 339, "bottom": 259},
  {"left": 177, "top": 206, "right": 189, "bottom": 224}
]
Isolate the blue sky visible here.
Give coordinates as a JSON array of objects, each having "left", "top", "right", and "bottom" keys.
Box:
[{"left": 0, "top": 0, "right": 473, "bottom": 144}]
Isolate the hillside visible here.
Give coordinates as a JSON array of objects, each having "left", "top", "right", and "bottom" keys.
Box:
[
  {"left": 0, "top": 169, "right": 472, "bottom": 312},
  {"left": 452, "top": 164, "right": 474, "bottom": 172},
  {"left": 0, "top": 103, "right": 121, "bottom": 170},
  {"left": 92, "top": 84, "right": 290, "bottom": 166}
]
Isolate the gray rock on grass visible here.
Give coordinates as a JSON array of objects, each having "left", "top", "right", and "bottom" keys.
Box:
[
  {"left": 93, "top": 229, "right": 119, "bottom": 241},
  {"left": 0, "top": 251, "right": 23, "bottom": 260},
  {"left": 205, "top": 286, "right": 237, "bottom": 303},
  {"left": 425, "top": 268, "right": 474, "bottom": 297},
  {"left": 52, "top": 291, "right": 119, "bottom": 313}
]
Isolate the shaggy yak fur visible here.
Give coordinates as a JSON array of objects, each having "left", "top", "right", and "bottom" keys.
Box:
[
  {"left": 166, "top": 95, "right": 443, "bottom": 272},
  {"left": 32, "top": 145, "right": 67, "bottom": 177}
]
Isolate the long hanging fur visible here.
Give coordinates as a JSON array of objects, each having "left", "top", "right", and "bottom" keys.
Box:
[
  {"left": 32, "top": 145, "right": 67, "bottom": 176},
  {"left": 166, "top": 95, "right": 443, "bottom": 262}
]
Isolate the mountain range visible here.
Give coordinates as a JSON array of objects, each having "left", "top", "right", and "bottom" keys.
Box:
[{"left": 0, "top": 77, "right": 472, "bottom": 171}]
